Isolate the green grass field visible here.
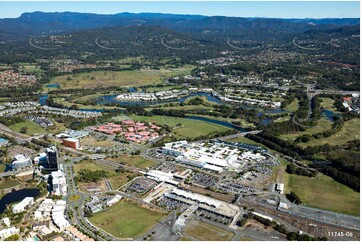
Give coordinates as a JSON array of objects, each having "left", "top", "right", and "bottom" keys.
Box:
[
  {"left": 9, "top": 121, "right": 47, "bottom": 135},
  {"left": 320, "top": 98, "right": 339, "bottom": 113},
  {"left": 0, "top": 178, "right": 20, "bottom": 189},
  {"left": 285, "top": 99, "right": 299, "bottom": 112},
  {"left": 281, "top": 118, "right": 333, "bottom": 142},
  {"left": 184, "top": 219, "right": 235, "bottom": 241},
  {"left": 284, "top": 173, "right": 360, "bottom": 216},
  {"left": 68, "top": 194, "right": 81, "bottom": 201},
  {"left": 0, "top": 164, "right": 6, "bottom": 173},
  {"left": 274, "top": 114, "right": 291, "bottom": 123},
  {"left": 299, "top": 118, "right": 360, "bottom": 148},
  {"left": 46, "top": 66, "right": 193, "bottom": 90},
  {"left": 110, "top": 155, "right": 155, "bottom": 169},
  {"left": 89, "top": 200, "right": 165, "bottom": 238},
  {"left": 74, "top": 160, "right": 135, "bottom": 189},
  {"left": 131, "top": 115, "right": 231, "bottom": 140}
]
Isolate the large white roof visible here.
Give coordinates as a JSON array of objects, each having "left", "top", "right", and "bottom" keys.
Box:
[{"left": 171, "top": 188, "right": 221, "bottom": 208}]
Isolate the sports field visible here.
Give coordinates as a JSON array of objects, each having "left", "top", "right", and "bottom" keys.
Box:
[
  {"left": 89, "top": 200, "right": 165, "bottom": 238},
  {"left": 184, "top": 219, "right": 235, "bottom": 241},
  {"left": 284, "top": 173, "right": 360, "bottom": 216},
  {"left": 131, "top": 115, "right": 231, "bottom": 140}
]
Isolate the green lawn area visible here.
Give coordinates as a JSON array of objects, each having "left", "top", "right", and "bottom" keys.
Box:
[
  {"left": 131, "top": 115, "right": 231, "bottom": 140},
  {"left": 281, "top": 118, "right": 333, "bottom": 142},
  {"left": 184, "top": 219, "right": 235, "bottom": 241},
  {"left": 274, "top": 114, "right": 291, "bottom": 123},
  {"left": 320, "top": 98, "right": 339, "bottom": 113},
  {"left": 299, "top": 118, "right": 360, "bottom": 148},
  {"left": 110, "top": 155, "right": 156, "bottom": 169},
  {"left": 19, "top": 64, "right": 42, "bottom": 74},
  {"left": 52, "top": 97, "right": 115, "bottom": 110},
  {"left": 74, "top": 160, "right": 116, "bottom": 174},
  {"left": 46, "top": 66, "right": 193, "bottom": 90},
  {"left": 285, "top": 99, "right": 299, "bottom": 112},
  {"left": 68, "top": 194, "right": 81, "bottom": 201},
  {"left": 9, "top": 121, "right": 47, "bottom": 135},
  {"left": 284, "top": 173, "right": 360, "bottom": 216},
  {"left": 0, "top": 163, "right": 6, "bottom": 173},
  {"left": 89, "top": 200, "right": 165, "bottom": 238},
  {"left": 0, "top": 178, "right": 20, "bottom": 189}
]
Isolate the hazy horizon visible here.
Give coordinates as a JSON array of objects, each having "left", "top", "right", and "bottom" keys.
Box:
[{"left": 0, "top": 1, "right": 359, "bottom": 19}]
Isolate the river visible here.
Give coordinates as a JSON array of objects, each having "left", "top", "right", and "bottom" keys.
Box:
[{"left": 38, "top": 92, "right": 292, "bottom": 128}]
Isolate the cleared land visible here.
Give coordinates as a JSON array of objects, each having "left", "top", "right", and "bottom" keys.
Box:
[
  {"left": 284, "top": 172, "right": 360, "bottom": 216},
  {"left": 81, "top": 137, "right": 114, "bottom": 147},
  {"left": 131, "top": 115, "right": 231, "bottom": 140},
  {"left": 0, "top": 178, "right": 20, "bottom": 189},
  {"left": 299, "top": 118, "right": 360, "bottom": 147},
  {"left": 89, "top": 200, "right": 165, "bottom": 238},
  {"left": 9, "top": 121, "right": 47, "bottom": 135},
  {"left": 184, "top": 219, "right": 235, "bottom": 241},
  {"left": 74, "top": 160, "right": 136, "bottom": 190},
  {"left": 47, "top": 67, "right": 193, "bottom": 90},
  {"left": 110, "top": 155, "right": 155, "bottom": 169}
]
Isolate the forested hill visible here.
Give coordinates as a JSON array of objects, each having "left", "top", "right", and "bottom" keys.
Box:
[{"left": 0, "top": 11, "right": 359, "bottom": 41}]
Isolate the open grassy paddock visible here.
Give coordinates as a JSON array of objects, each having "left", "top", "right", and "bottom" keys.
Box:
[
  {"left": 285, "top": 99, "right": 299, "bottom": 112},
  {"left": 109, "top": 155, "right": 156, "bottom": 169},
  {"left": 284, "top": 172, "right": 360, "bottom": 216},
  {"left": 9, "top": 121, "right": 48, "bottom": 135},
  {"left": 298, "top": 118, "right": 360, "bottom": 148},
  {"left": 320, "top": 97, "right": 340, "bottom": 113},
  {"left": 281, "top": 118, "right": 333, "bottom": 142},
  {"left": 80, "top": 137, "right": 114, "bottom": 147},
  {"left": 184, "top": 219, "right": 235, "bottom": 241},
  {"left": 74, "top": 159, "right": 136, "bottom": 190},
  {"left": 131, "top": 115, "right": 231, "bottom": 140},
  {"left": 0, "top": 178, "right": 21, "bottom": 189},
  {"left": 89, "top": 199, "right": 166, "bottom": 239},
  {"left": 46, "top": 66, "right": 193, "bottom": 90}
]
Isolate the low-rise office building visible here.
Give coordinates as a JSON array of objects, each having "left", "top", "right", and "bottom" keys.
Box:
[
  {"left": 12, "top": 154, "right": 32, "bottom": 170},
  {"left": 12, "top": 197, "right": 34, "bottom": 213}
]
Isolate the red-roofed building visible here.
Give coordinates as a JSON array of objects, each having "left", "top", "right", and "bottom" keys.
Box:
[
  {"left": 342, "top": 96, "right": 352, "bottom": 103},
  {"left": 122, "top": 120, "right": 136, "bottom": 126}
]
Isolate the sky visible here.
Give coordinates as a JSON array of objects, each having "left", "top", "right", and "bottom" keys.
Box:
[{"left": 0, "top": 1, "right": 359, "bottom": 19}]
